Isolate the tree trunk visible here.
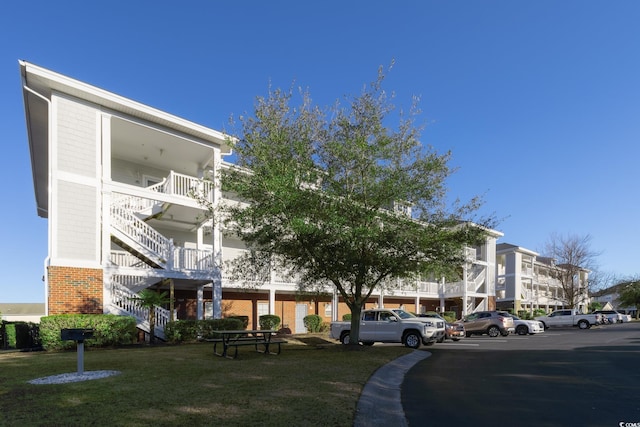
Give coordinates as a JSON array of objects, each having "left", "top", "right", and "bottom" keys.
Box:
[
  {"left": 348, "top": 303, "right": 363, "bottom": 346},
  {"left": 149, "top": 306, "right": 155, "bottom": 344}
]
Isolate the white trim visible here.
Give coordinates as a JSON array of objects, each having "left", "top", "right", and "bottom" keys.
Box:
[
  {"left": 20, "top": 61, "right": 233, "bottom": 151},
  {"left": 50, "top": 95, "right": 59, "bottom": 260},
  {"left": 48, "top": 258, "right": 103, "bottom": 269}
]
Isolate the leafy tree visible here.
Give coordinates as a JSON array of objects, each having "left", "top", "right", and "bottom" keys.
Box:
[
  {"left": 129, "top": 289, "right": 170, "bottom": 343},
  {"left": 542, "top": 233, "right": 600, "bottom": 309},
  {"left": 217, "top": 67, "right": 494, "bottom": 346},
  {"left": 618, "top": 282, "right": 640, "bottom": 319},
  {"left": 588, "top": 301, "right": 603, "bottom": 312}
]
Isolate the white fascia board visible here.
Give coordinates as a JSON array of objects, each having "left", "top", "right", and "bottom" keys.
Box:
[{"left": 19, "top": 61, "right": 234, "bottom": 153}]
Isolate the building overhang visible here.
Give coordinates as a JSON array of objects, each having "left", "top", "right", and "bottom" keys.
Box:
[{"left": 19, "top": 60, "right": 234, "bottom": 218}]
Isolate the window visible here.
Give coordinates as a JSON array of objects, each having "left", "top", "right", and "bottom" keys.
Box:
[
  {"left": 204, "top": 302, "right": 213, "bottom": 319},
  {"left": 324, "top": 303, "right": 332, "bottom": 317},
  {"left": 379, "top": 312, "right": 394, "bottom": 322},
  {"left": 363, "top": 312, "right": 377, "bottom": 322},
  {"left": 257, "top": 302, "right": 269, "bottom": 318}
]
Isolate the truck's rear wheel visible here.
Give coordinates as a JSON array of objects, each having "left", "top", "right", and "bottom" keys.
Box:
[
  {"left": 404, "top": 332, "right": 421, "bottom": 349},
  {"left": 340, "top": 332, "right": 351, "bottom": 345},
  {"left": 578, "top": 320, "right": 590, "bottom": 329}
]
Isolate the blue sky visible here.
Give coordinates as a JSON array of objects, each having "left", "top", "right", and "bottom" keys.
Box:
[{"left": 1, "top": 1, "right": 639, "bottom": 302}]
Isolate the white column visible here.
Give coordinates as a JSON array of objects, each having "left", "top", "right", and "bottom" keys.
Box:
[
  {"left": 332, "top": 291, "right": 339, "bottom": 322},
  {"left": 462, "top": 265, "right": 469, "bottom": 316},
  {"left": 212, "top": 280, "right": 222, "bottom": 319},
  {"left": 269, "top": 287, "right": 276, "bottom": 314},
  {"left": 211, "top": 151, "right": 223, "bottom": 320},
  {"left": 197, "top": 285, "right": 204, "bottom": 320}
]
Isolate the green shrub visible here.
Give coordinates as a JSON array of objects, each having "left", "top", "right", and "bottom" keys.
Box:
[
  {"left": 442, "top": 311, "right": 457, "bottom": 322},
  {"left": 227, "top": 315, "right": 249, "bottom": 329},
  {"left": 199, "top": 318, "right": 245, "bottom": 339},
  {"left": 39, "top": 314, "right": 137, "bottom": 350},
  {"left": 164, "top": 318, "right": 244, "bottom": 343},
  {"left": 342, "top": 313, "right": 352, "bottom": 321},
  {"left": 533, "top": 308, "right": 547, "bottom": 317},
  {"left": 517, "top": 311, "right": 534, "bottom": 320},
  {"left": 5, "top": 323, "right": 16, "bottom": 348},
  {"left": 0, "top": 322, "right": 40, "bottom": 349},
  {"left": 303, "top": 314, "right": 323, "bottom": 332},
  {"left": 259, "top": 314, "right": 281, "bottom": 331},
  {"left": 15, "top": 322, "right": 40, "bottom": 348},
  {"left": 165, "top": 319, "right": 199, "bottom": 343}
]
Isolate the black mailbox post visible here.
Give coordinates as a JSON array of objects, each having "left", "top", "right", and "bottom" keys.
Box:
[{"left": 61, "top": 328, "right": 94, "bottom": 374}]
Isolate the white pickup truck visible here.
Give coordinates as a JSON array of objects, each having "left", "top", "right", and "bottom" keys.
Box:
[
  {"left": 329, "top": 308, "right": 441, "bottom": 348},
  {"left": 534, "top": 309, "right": 602, "bottom": 330}
]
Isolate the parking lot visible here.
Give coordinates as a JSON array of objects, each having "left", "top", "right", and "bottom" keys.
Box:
[{"left": 402, "top": 322, "right": 640, "bottom": 426}]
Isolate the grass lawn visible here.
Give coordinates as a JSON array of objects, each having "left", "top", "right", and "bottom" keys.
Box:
[{"left": 0, "top": 336, "right": 411, "bottom": 426}]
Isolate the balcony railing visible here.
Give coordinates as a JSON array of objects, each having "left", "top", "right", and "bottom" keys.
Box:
[
  {"left": 157, "top": 171, "right": 214, "bottom": 202},
  {"left": 173, "top": 247, "right": 215, "bottom": 271}
]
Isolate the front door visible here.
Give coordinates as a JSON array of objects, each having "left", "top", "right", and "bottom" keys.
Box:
[{"left": 295, "top": 304, "right": 308, "bottom": 333}]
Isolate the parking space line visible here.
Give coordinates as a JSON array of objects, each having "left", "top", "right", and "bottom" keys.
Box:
[{"left": 436, "top": 343, "right": 479, "bottom": 346}]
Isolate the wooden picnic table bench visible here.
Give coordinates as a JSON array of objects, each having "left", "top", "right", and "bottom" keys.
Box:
[{"left": 207, "top": 330, "right": 287, "bottom": 359}]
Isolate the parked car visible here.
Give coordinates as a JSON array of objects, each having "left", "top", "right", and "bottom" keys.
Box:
[
  {"left": 617, "top": 311, "right": 633, "bottom": 322},
  {"left": 593, "top": 310, "right": 624, "bottom": 324},
  {"left": 416, "top": 312, "right": 462, "bottom": 342},
  {"left": 445, "top": 321, "right": 465, "bottom": 341},
  {"left": 462, "top": 311, "right": 515, "bottom": 337},
  {"left": 501, "top": 313, "right": 545, "bottom": 335}
]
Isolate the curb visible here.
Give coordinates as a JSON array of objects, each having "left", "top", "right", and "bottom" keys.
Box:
[{"left": 353, "top": 350, "right": 431, "bottom": 426}]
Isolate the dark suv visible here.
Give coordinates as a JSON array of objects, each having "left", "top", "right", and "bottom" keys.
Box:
[{"left": 462, "top": 311, "right": 515, "bottom": 337}]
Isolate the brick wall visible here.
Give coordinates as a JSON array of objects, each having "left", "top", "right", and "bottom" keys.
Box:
[{"left": 48, "top": 266, "right": 103, "bottom": 314}]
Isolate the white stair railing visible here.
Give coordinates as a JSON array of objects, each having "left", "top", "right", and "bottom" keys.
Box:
[
  {"left": 111, "top": 273, "right": 160, "bottom": 293},
  {"left": 112, "top": 180, "right": 166, "bottom": 213},
  {"left": 467, "top": 267, "right": 486, "bottom": 292},
  {"left": 111, "top": 203, "right": 171, "bottom": 264},
  {"left": 110, "top": 250, "right": 154, "bottom": 269},
  {"left": 109, "top": 282, "right": 172, "bottom": 339}
]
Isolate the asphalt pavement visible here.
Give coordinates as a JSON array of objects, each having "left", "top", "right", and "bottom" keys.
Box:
[{"left": 354, "top": 323, "right": 640, "bottom": 427}]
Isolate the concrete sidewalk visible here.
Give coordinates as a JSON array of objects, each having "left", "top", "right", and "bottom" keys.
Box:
[{"left": 353, "top": 350, "right": 431, "bottom": 427}]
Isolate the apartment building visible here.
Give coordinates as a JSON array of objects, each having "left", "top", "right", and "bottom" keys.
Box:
[
  {"left": 495, "top": 243, "right": 590, "bottom": 313},
  {"left": 21, "top": 62, "right": 502, "bottom": 339}
]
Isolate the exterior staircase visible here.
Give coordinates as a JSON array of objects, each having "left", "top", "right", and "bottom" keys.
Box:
[
  {"left": 108, "top": 281, "right": 171, "bottom": 341},
  {"left": 106, "top": 173, "right": 214, "bottom": 340}
]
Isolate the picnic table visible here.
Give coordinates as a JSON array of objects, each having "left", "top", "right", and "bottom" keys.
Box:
[{"left": 208, "top": 330, "right": 286, "bottom": 359}]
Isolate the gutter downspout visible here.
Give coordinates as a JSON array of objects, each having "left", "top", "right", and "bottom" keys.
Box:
[{"left": 21, "top": 67, "right": 52, "bottom": 316}]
